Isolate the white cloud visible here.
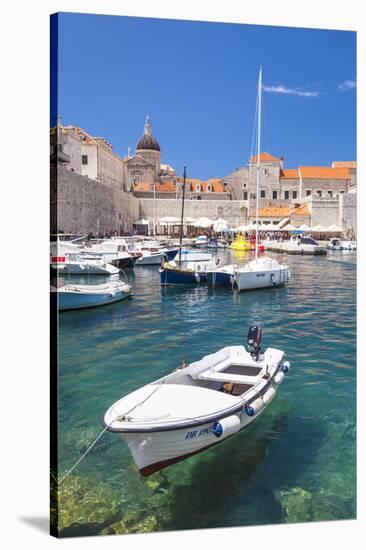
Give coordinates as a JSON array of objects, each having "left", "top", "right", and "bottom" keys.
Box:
[
  {"left": 262, "top": 84, "right": 321, "bottom": 97},
  {"left": 338, "top": 80, "right": 356, "bottom": 91}
]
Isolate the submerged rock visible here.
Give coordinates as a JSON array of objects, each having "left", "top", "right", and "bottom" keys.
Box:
[
  {"left": 51, "top": 474, "right": 123, "bottom": 535},
  {"left": 275, "top": 487, "right": 312, "bottom": 523},
  {"left": 102, "top": 512, "right": 159, "bottom": 535}
]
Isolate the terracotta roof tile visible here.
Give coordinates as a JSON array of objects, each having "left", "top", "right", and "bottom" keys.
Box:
[
  {"left": 299, "top": 166, "right": 351, "bottom": 180},
  {"left": 290, "top": 203, "right": 310, "bottom": 216},
  {"left": 258, "top": 206, "right": 291, "bottom": 217},
  {"left": 280, "top": 169, "right": 299, "bottom": 179},
  {"left": 250, "top": 152, "right": 281, "bottom": 163}
]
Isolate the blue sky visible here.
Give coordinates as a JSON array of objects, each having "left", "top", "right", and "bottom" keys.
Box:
[{"left": 55, "top": 13, "right": 356, "bottom": 180}]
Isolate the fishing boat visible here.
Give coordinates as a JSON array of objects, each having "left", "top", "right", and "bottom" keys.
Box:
[
  {"left": 230, "top": 233, "right": 250, "bottom": 251},
  {"left": 55, "top": 280, "right": 132, "bottom": 311},
  {"left": 104, "top": 325, "right": 291, "bottom": 476},
  {"left": 81, "top": 239, "right": 136, "bottom": 269},
  {"left": 51, "top": 254, "right": 120, "bottom": 275},
  {"left": 211, "top": 66, "right": 290, "bottom": 291}
]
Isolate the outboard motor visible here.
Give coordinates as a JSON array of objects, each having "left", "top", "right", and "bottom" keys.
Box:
[{"left": 247, "top": 325, "right": 262, "bottom": 361}]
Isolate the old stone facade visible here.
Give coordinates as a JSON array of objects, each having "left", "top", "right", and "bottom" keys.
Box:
[{"left": 51, "top": 166, "right": 139, "bottom": 235}]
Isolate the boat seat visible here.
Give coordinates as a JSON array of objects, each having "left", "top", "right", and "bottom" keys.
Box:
[{"left": 198, "top": 370, "right": 261, "bottom": 385}]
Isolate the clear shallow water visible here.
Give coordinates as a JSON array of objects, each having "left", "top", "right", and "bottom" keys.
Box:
[{"left": 54, "top": 250, "right": 356, "bottom": 536}]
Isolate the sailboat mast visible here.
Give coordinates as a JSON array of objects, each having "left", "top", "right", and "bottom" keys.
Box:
[
  {"left": 178, "top": 166, "right": 187, "bottom": 266},
  {"left": 255, "top": 65, "right": 262, "bottom": 261}
]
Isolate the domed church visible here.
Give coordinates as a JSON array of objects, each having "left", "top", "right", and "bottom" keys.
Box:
[{"left": 125, "top": 115, "right": 175, "bottom": 190}]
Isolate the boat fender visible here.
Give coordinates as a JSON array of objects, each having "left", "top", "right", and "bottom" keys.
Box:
[
  {"left": 212, "top": 415, "right": 241, "bottom": 438},
  {"left": 274, "top": 371, "right": 285, "bottom": 385},
  {"left": 245, "top": 397, "right": 264, "bottom": 417},
  {"left": 194, "top": 272, "right": 201, "bottom": 283},
  {"left": 271, "top": 273, "right": 276, "bottom": 285},
  {"left": 262, "top": 386, "right": 276, "bottom": 405},
  {"left": 281, "top": 360, "right": 291, "bottom": 373}
]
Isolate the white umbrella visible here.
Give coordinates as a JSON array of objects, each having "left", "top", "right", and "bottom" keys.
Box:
[
  {"left": 185, "top": 217, "right": 196, "bottom": 224},
  {"left": 282, "top": 224, "right": 296, "bottom": 231},
  {"left": 133, "top": 218, "right": 149, "bottom": 225},
  {"left": 235, "top": 224, "right": 250, "bottom": 232},
  {"left": 311, "top": 224, "right": 326, "bottom": 232},
  {"left": 325, "top": 224, "right": 342, "bottom": 232},
  {"left": 213, "top": 218, "right": 229, "bottom": 232},
  {"left": 158, "top": 216, "right": 180, "bottom": 226},
  {"left": 298, "top": 224, "right": 310, "bottom": 231},
  {"left": 193, "top": 217, "right": 214, "bottom": 228}
]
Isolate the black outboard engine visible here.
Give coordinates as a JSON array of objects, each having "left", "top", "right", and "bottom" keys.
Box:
[{"left": 247, "top": 325, "right": 262, "bottom": 361}]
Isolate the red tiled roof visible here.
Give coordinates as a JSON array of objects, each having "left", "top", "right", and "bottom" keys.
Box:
[
  {"left": 280, "top": 169, "right": 299, "bottom": 179},
  {"left": 290, "top": 203, "right": 310, "bottom": 216},
  {"left": 250, "top": 152, "right": 281, "bottom": 163},
  {"left": 299, "top": 166, "right": 351, "bottom": 180},
  {"left": 133, "top": 182, "right": 151, "bottom": 192},
  {"left": 258, "top": 206, "right": 291, "bottom": 218}
]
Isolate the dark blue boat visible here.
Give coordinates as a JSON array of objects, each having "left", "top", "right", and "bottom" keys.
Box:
[
  {"left": 206, "top": 266, "right": 235, "bottom": 287},
  {"left": 159, "top": 265, "right": 204, "bottom": 285}
]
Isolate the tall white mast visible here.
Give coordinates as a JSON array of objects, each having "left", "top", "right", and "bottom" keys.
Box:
[{"left": 255, "top": 66, "right": 263, "bottom": 261}]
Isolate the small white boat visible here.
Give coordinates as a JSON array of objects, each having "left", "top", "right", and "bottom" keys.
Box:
[
  {"left": 51, "top": 254, "right": 120, "bottom": 275},
  {"left": 327, "top": 238, "right": 342, "bottom": 251},
  {"left": 104, "top": 326, "right": 291, "bottom": 476},
  {"left": 279, "top": 235, "right": 327, "bottom": 255},
  {"left": 207, "top": 258, "right": 290, "bottom": 290},
  {"left": 56, "top": 281, "right": 132, "bottom": 311},
  {"left": 339, "top": 240, "right": 356, "bottom": 251},
  {"left": 195, "top": 235, "right": 209, "bottom": 247},
  {"left": 233, "top": 257, "right": 290, "bottom": 291}
]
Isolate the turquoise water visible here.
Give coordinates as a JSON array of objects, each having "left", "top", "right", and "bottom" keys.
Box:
[{"left": 54, "top": 250, "right": 356, "bottom": 536}]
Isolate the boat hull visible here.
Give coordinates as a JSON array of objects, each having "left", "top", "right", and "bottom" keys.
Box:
[
  {"left": 122, "top": 405, "right": 266, "bottom": 476},
  {"left": 207, "top": 270, "right": 233, "bottom": 286},
  {"left": 58, "top": 289, "right": 131, "bottom": 311},
  {"left": 235, "top": 266, "right": 290, "bottom": 291},
  {"left": 160, "top": 267, "right": 203, "bottom": 284}
]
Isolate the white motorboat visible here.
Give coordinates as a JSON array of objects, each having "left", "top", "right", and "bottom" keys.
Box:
[
  {"left": 327, "top": 238, "right": 342, "bottom": 251},
  {"left": 55, "top": 281, "right": 132, "bottom": 311},
  {"left": 104, "top": 326, "right": 291, "bottom": 476},
  {"left": 195, "top": 235, "right": 209, "bottom": 247},
  {"left": 51, "top": 254, "right": 120, "bottom": 275},
  {"left": 133, "top": 240, "right": 179, "bottom": 265},
  {"left": 279, "top": 235, "right": 327, "bottom": 255},
  {"left": 339, "top": 240, "right": 356, "bottom": 251},
  {"left": 207, "top": 258, "right": 290, "bottom": 290}
]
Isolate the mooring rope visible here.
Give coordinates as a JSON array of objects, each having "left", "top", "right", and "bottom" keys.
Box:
[
  {"left": 55, "top": 383, "right": 166, "bottom": 486},
  {"left": 57, "top": 424, "right": 110, "bottom": 486}
]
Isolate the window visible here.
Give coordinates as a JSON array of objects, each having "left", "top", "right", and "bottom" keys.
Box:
[
  {"left": 264, "top": 169, "right": 268, "bottom": 176},
  {"left": 292, "top": 191, "right": 297, "bottom": 199},
  {"left": 284, "top": 191, "right": 289, "bottom": 200},
  {"left": 243, "top": 191, "right": 248, "bottom": 200},
  {"left": 317, "top": 190, "right": 322, "bottom": 197},
  {"left": 306, "top": 190, "right": 311, "bottom": 196},
  {"left": 328, "top": 190, "right": 333, "bottom": 197},
  {"left": 260, "top": 190, "right": 266, "bottom": 198},
  {"left": 207, "top": 185, "right": 212, "bottom": 192},
  {"left": 272, "top": 190, "right": 278, "bottom": 199},
  {"left": 82, "top": 155, "right": 88, "bottom": 165}
]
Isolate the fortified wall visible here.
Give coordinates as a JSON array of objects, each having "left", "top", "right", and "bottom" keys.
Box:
[
  {"left": 138, "top": 198, "right": 248, "bottom": 226},
  {"left": 51, "top": 166, "right": 139, "bottom": 235}
]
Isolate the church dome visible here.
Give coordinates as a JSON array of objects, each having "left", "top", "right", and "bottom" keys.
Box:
[
  {"left": 136, "top": 134, "right": 160, "bottom": 151},
  {"left": 136, "top": 115, "right": 160, "bottom": 152}
]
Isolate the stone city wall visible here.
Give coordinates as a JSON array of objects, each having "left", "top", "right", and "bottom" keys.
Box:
[
  {"left": 51, "top": 166, "right": 139, "bottom": 235},
  {"left": 139, "top": 198, "right": 248, "bottom": 226},
  {"left": 339, "top": 193, "right": 357, "bottom": 233}
]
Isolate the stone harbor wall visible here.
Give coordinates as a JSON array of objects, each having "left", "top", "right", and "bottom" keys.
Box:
[
  {"left": 51, "top": 166, "right": 139, "bottom": 235},
  {"left": 138, "top": 198, "right": 248, "bottom": 227},
  {"left": 339, "top": 193, "right": 357, "bottom": 233}
]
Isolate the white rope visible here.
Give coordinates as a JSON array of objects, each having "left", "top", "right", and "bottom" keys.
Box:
[{"left": 57, "top": 424, "right": 110, "bottom": 486}]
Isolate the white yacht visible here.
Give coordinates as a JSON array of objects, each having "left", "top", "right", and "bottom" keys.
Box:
[{"left": 51, "top": 254, "right": 120, "bottom": 275}]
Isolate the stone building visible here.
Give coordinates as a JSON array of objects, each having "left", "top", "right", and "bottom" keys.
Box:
[
  {"left": 50, "top": 122, "right": 127, "bottom": 191},
  {"left": 224, "top": 152, "right": 356, "bottom": 215}
]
